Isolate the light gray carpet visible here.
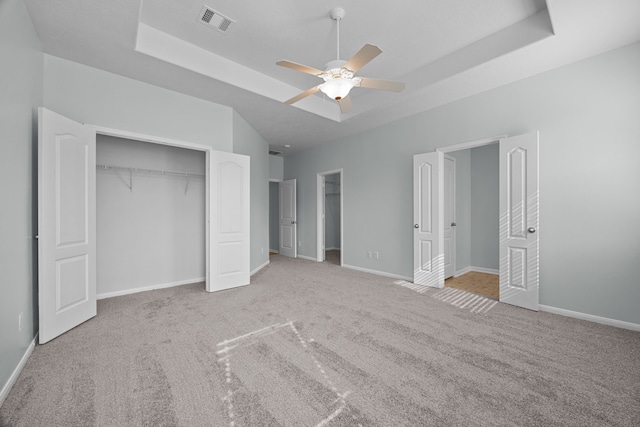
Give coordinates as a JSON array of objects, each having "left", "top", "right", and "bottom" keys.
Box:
[{"left": 1, "top": 255, "right": 639, "bottom": 426}]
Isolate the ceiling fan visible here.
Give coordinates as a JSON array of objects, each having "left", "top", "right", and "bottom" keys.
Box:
[{"left": 276, "top": 7, "right": 405, "bottom": 114}]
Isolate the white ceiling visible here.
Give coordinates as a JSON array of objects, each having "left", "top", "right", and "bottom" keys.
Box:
[{"left": 24, "top": 0, "right": 640, "bottom": 155}]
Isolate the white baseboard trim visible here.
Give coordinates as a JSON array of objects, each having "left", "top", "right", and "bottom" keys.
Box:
[
  {"left": 97, "top": 277, "right": 206, "bottom": 300},
  {"left": 455, "top": 266, "right": 499, "bottom": 277},
  {"left": 325, "top": 247, "right": 341, "bottom": 251},
  {"left": 269, "top": 249, "right": 279, "bottom": 253},
  {"left": 539, "top": 305, "right": 640, "bottom": 332},
  {"left": 342, "top": 264, "right": 413, "bottom": 281},
  {"left": 0, "top": 333, "right": 38, "bottom": 407},
  {"left": 251, "top": 259, "right": 270, "bottom": 276},
  {"left": 296, "top": 254, "right": 317, "bottom": 262}
]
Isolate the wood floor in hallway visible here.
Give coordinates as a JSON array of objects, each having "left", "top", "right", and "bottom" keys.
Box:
[{"left": 445, "top": 271, "right": 499, "bottom": 300}]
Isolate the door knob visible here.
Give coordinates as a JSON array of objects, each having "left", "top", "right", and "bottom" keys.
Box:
[
  {"left": 528, "top": 227, "right": 536, "bottom": 233},
  {"left": 451, "top": 222, "right": 457, "bottom": 227},
  {"left": 414, "top": 224, "right": 419, "bottom": 229},
  {"left": 292, "top": 220, "right": 297, "bottom": 225}
]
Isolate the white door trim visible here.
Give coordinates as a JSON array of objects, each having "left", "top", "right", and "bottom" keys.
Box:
[
  {"left": 317, "top": 169, "right": 343, "bottom": 265},
  {"left": 437, "top": 135, "right": 507, "bottom": 153}
]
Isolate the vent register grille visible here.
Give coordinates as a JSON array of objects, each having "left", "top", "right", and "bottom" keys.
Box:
[{"left": 198, "top": 6, "right": 235, "bottom": 33}]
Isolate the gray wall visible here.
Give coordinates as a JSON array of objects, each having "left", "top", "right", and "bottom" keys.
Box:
[
  {"left": 269, "top": 182, "right": 279, "bottom": 252},
  {"left": 0, "top": 0, "right": 43, "bottom": 401},
  {"left": 96, "top": 136, "right": 206, "bottom": 296},
  {"left": 269, "top": 155, "right": 284, "bottom": 181},
  {"left": 232, "top": 111, "right": 270, "bottom": 272},
  {"left": 285, "top": 41, "right": 640, "bottom": 325},
  {"left": 470, "top": 144, "right": 499, "bottom": 270},
  {"left": 43, "top": 55, "right": 233, "bottom": 152}
]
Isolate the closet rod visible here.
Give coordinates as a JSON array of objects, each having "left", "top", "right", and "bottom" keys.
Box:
[
  {"left": 96, "top": 164, "right": 204, "bottom": 178},
  {"left": 97, "top": 164, "right": 204, "bottom": 194}
]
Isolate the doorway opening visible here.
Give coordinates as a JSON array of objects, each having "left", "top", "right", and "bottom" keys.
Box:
[
  {"left": 442, "top": 143, "right": 499, "bottom": 300},
  {"left": 317, "top": 169, "right": 343, "bottom": 266},
  {"left": 268, "top": 180, "right": 281, "bottom": 256},
  {"left": 414, "top": 132, "right": 539, "bottom": 310},
  {"left": 324, "top": 173, "right": 341, "bottom": 265}
]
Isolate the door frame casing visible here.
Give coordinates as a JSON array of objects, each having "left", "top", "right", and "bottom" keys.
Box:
[{"left": 316, "top": 169, "right": 343, "bottom": 265}]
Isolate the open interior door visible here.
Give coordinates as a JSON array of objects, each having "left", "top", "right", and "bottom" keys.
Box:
[
  {"left": 499, "top": 132, "right": 539, "bottom": 310},
  {"left": 413, "top": 151, "right": 444, "bottom": 288},
  {"left": 279, "top": 179, "right": 297, "bottom": 258},
  {"left": 207, "top": 151, "right": 250, "bottom": 292},
  {"left": 38, "top": 107, "right": 97, "bottom": 344}
]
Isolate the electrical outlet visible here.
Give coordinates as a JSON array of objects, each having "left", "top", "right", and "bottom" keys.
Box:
[
  {"left": 18, "top": 312, "right": 23, "bottom": 332},
  {"left": 261, "top": 247, "right": 264, "bottom": 255},
  {"left": 298, "top": 241, "right": 302, "bottom": 247},
  {"left": 374, "top": 251, "right": 380, "bottom": 260}
]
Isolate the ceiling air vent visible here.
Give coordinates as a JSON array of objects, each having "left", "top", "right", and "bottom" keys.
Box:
[{"left": 198, "top": 6, "right": 235, "bottom": 34}]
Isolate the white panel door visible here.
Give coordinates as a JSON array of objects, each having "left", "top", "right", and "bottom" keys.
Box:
[
  {"left": 279, "top": 179, "right": 297, "bottom": 258},
  {"left": 499, "top": 132, "right": 539, "bottom": 310},
  {"left": 413, "top": 152, "right": 444, "bottom": 288},
  {"left": 38, "top": 107, "right": 96, "bottom": 344},
  {"left": 443, "top": 155, "right": 456, "bottom": 279},
  {"left": 207, "top": 151, "right": 250, "bottom": 292}
]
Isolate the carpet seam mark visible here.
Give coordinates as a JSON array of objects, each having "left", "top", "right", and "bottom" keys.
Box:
[{"left": 216, "top": 321, "right": 357, "bottom": 427}]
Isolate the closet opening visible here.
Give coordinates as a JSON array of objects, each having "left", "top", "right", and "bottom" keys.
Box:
[{"left": 95, "top": 132, "right": 206, "bottom": 299}]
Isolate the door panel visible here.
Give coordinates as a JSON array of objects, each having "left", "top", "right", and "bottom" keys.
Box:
[
  {"left": 413, "top": 152, "right": 444, "bottom": 288},
  {"left": 207, "top": 151, "right": 250, "bottom": 292},
  {"left": 499, "top": 132, "right": 539, "bottom": 310},
  {"left": 279, "top": 179, "right": 297, "bottom": 258},
  {"left": 38, "top": 107, "right": 96, "bottom": 344}
]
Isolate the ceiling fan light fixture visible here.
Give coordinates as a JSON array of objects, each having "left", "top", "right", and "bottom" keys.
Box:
[
  {"left": 276, "top": 7, "right": 404, "bottom": 111},
  {"left": 320, "top": 78, "right": 354, "bottom": 100}
]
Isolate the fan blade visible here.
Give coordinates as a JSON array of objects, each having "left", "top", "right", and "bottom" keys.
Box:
[
  {"left": 284, "top": 85, "right": 321, "bottom": 104},
  {"left": 276, "top": 60, "right": 323, "bottom": 76},
  {"left": 358, "top": 77, "right": 405, "bottom": 92},
  {"left": 344, "top": 44, "right": 382, "bottom": 72},
  {"left": 338, "top": 95, "right": 352, "bottom": 114}
]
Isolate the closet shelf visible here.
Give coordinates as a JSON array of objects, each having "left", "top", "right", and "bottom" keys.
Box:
[{"left": 96, "top": 164, "right": 204, "bottom": 194}]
